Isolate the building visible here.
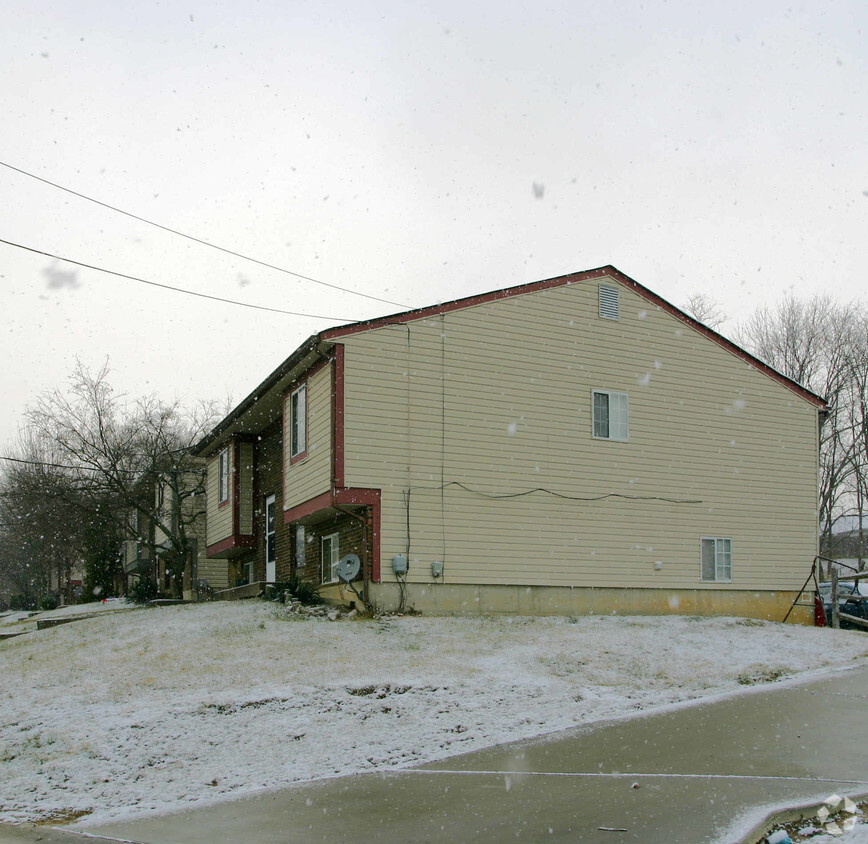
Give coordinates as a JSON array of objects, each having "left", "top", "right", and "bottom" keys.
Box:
[
  {"left": 123, "top": 463, "right": 229, "bottom": 599},
  {"left": 194, "top": 266, "right": 825, "bottom": 620}
]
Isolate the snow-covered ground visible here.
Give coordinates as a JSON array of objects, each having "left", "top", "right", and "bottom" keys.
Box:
[
  {"left": 0, "top": 598, "right": 137, "bottom": 635},
  {"left": 1, "top": 602, "right": 867, "bottom": 829}
]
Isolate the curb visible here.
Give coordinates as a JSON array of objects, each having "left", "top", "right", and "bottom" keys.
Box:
[{"left": 739, "top": 789, "right": 868, "bottom": 843}]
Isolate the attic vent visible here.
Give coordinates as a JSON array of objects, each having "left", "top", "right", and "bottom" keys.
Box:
[{"left": 599, "top": 284, "right": 620, "bottom": 320}]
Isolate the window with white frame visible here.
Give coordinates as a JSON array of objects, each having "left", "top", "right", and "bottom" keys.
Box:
[
  {"left": 217, "top": 447, "right": 229, "bottom": 503},
  {"left": 290, "top": 385, "right": 307, "bottom": 458},
  {"left": 592, "top": 390, "right": 629, "bottom": 441},
  {"left": 321, "top": 532, "right": 339, "bottom": 583},
  {"left": 295, "top": 525, "right": 306, "bottom": 569},
  {"left": 701, "top": 537, "right": 732, "bottom": 582}
]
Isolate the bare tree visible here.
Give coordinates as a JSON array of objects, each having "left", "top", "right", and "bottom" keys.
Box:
[
  {"left": 19, "top": 362, "right": 219, "bottom": 598},
  {"left": 840, "top": 313, "right": 868, "bottom": 571},
  {"left": 683, "top": 293, "right": 727, "bottom": 331},
  {"left": 737, "top": 294, "right": 865, "bottom": 547},
  {"left": 0, "top": 429, "right": 94, "bottom": 606}
]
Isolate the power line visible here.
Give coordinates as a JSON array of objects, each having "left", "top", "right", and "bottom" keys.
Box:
[
  {"left": 0, "top": 159, "right": 409, "bottom": 309},
  {"left": 0, "top": 454, "right": 137, "bottom": 475},
  {"left": 0, "top": 237, "right": 355, "bottom": 320},
  {"left": 413, "top": 481, "right": 703, "bottom": 505},
  {"left": 0, "top": 455, "right": 204, "bottom": 478}
]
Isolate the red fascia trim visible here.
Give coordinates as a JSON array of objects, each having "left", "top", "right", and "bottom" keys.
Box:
[
  {"left": 282, "top": 486, "right": 381, "bottom": 583},
  {"left": 334, "top": 487, "right": 381, "bottom": 583},
  {"left": 206, "top": 534, "right": 257, "bottom": 558},
  {"left": 320, "top": 267, "right": 614, "bottom": 341},
  {"left": 319, "top": 265, "right": 826, "bottom": 410},
  {"left": 283, "top": 491, "right": 333, "bottom": 524},
  {"left": 332, "top": 344, "right": 345, "bottom": 488}
]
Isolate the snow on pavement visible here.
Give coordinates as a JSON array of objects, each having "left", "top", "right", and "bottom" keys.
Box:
[{"left": 0, "top": 602, "right": 866, "bottom": 828}]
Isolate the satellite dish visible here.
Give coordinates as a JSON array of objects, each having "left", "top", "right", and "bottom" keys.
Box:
[{"left": 336, "top": 553, "right": 361, "bottom": 582}]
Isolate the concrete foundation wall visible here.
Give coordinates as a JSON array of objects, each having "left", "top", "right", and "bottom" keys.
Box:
[{"left": 367, "top": 582, "right": 813, "bottom": 624}]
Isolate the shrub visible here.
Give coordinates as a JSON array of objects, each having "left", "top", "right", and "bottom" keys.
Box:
[
  {"left": 264, "top": 582, "right": 292, "bottom": 603},
  {"left": 39, "top": 594, "right": 60, "bottom": 611},
  {"left": 9, "top": 594, "right": 37, "bottom": 612},
  {"left": 128, "top": 577, "right": 159, "bottom": 605},
  {"left": 289, "top": 580, "right": 323, "bottom": 606}
]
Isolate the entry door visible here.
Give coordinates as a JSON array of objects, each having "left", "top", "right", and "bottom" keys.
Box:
[{"left": 265, "top": 494, "right": 276, "bottom": 583}]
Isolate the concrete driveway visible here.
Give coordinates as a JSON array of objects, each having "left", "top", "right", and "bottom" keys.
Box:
[{"left": 4, "top": 665, "right": 867, "bottom": 844}]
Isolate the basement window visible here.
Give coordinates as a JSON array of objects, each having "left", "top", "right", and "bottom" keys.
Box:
[
  {"left": 701, "top": 537, "right": 732, "bottom": 582},
  {"left": 295, "top": 525, "right": 306, "bottom": 569},
  {"left": 322, "top": 532, "right": 339, "bottom": 584},
  {"left": 599, "top": 284, "right": 620, "bottom": 320}
]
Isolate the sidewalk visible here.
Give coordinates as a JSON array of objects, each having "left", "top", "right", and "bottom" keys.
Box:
[{"left": 4, "top": 664, "right": 867, "bottom": 844}]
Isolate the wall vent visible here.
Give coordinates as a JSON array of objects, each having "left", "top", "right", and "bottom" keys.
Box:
[{"left": 599, "top": 284, "right": 620, "bottom": 320}]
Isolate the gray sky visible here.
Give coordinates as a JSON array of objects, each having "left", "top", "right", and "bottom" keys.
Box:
[{"left": 1, "top": 0, "right": 866, "bottom": 448}]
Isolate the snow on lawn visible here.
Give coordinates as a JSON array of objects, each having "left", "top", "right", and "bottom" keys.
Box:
[
  {"left": 1, "top": 602, "right": 867, "bottom": 828},
  {"left": 0, "top": 598, "right": 137, "bottom": 635}
]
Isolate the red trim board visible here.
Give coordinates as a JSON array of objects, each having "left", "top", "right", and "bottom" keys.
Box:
[{"left": 283, "top": 487, "right": 381, "bottom": 583}]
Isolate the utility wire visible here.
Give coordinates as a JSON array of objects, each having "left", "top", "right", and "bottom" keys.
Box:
[
  {"left": 0, "top": 237, "right": 354, "bottom": 320},
  {"left": 0, "top": 454, "right": 204, "bottom": 478},
  {"left": 0, "top": 159, "right": 409, "bottom": 309},
  {"left": 413, "top": 481, "right": 702, "bottom": 505},
  {"left": 0, "top": 454, "right": 138, "bottom": 476}
]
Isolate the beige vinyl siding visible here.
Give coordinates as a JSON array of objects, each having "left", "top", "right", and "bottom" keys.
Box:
[
  {"left": 197, "top": 556, "right": 229, "bottom": 590},
  {"left": 284, "top": 362, "right": 333, "bottom": 510},
  {"left": 122, "top": 538, "right": 139, "bottom": 570},
  {"left": 238, "top": 442, "right": 254, "bottom": 534},
  {"left": 206, "top": 449, "right": 233, "bottom": 546},
  {"left": 341, "top": 276, "right": 819, "bottom": 591}
]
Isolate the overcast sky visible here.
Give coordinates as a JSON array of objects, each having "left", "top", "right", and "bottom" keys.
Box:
[{"left": 1, "top": 0, "right": 866, "bottom": 450}]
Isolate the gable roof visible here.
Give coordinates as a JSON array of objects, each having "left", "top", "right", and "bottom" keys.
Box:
[{"left": 194, "top": 264, "right": 826, "bottom": 455}]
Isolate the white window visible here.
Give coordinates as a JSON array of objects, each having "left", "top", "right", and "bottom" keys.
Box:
[
  {"left": 599, "top": 284, "right": 619, "bottom": 320},
  {"left": 290, "top": 385, "right": 307, "bottom": 458},
  {"left": 592, "top": 390, "right": 629, "bottom": 441},
  {"left": 295, "top": 525, "right": 306, "bottom": 569},
  {"left": 265, "top": 495, "right": 276, "bottom": 583},
  {"left": 321, "top": 532, "right": 339, "bottom": 584},
  {"left": 701, "top": 537, "right": 732, "bottom": 582},
  {"left": 217, "top": 447, "right": 229, "bottom": 503}
]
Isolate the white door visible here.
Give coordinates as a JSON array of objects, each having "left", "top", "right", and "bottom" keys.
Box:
[{"left": 265, "top": 494, "right": 276, "bottom": 583}]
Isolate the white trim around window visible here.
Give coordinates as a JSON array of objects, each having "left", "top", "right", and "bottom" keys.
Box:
[
  {"left": 700, "top": 537, "right": 732, "bottom": 583},
  {"left": 592, "top": 389, "right": 629, "bottom": 442},
  {"left": 217, "top": 447, "right": 229, "bottom": 503},
  {"left": 321, "top": 532, "right": 339, "bottom": 584},
  {"left": 290, "top": 384, "right": 307, "bottom": 458}
]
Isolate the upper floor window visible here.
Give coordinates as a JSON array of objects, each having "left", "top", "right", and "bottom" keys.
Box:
[
  {"left": 592, "top": 390, "right": 629, "bottom": 441},
  {"left": 701, "top": 537, "right": 732, "bottom": 582},
  {"left": 290, "top": 385, "right": 307, "bottom": 458},
  {"left": 217, "top": 447, "right": 229, "bottom": 503}
]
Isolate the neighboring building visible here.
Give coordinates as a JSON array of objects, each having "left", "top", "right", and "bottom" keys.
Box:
[
  {"left": 123, "top": 464, "right": 228, "bottom": 599},
  {"left": 194, "top": 266, "right": 825, "bottom": 620}
]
